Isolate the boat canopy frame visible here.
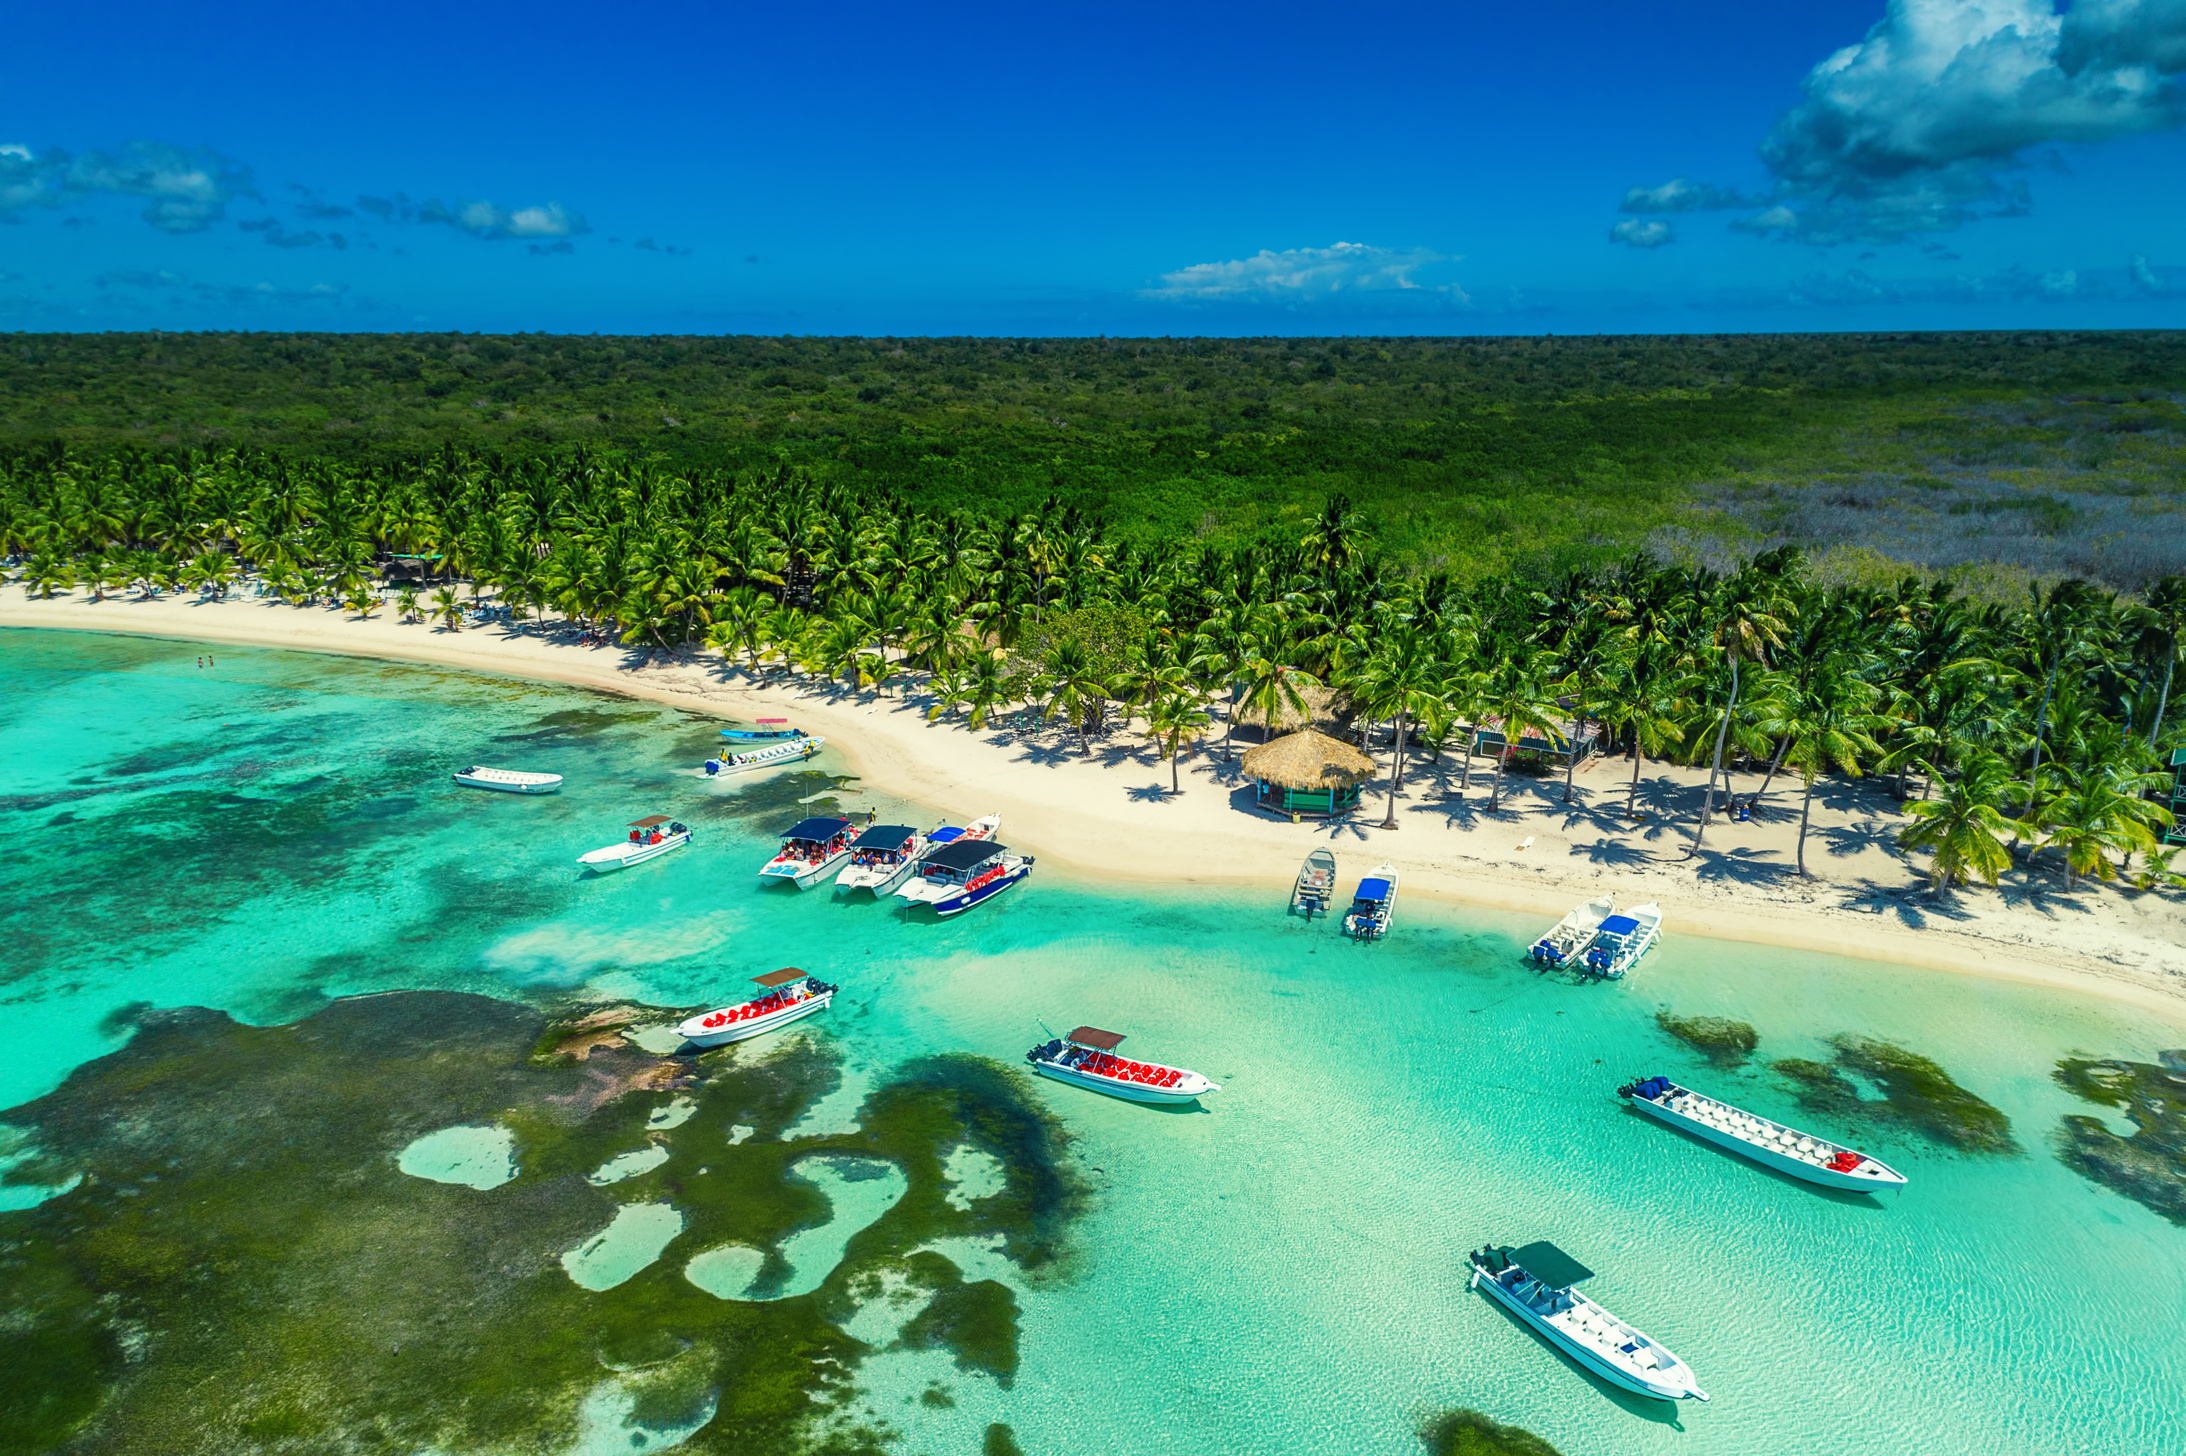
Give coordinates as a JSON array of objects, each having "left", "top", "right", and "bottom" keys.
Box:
[
  {"left": 923, "top": 839, "right": 1007, "bottom": 872},
  {"left": 629, "top": 815, "right": 674, "bottom": 828},
  {"left": 753, "top": 968, "right": 807, "bottom": 988},
  {"left": 850, "top": 824, "right": 919, "bottom": 849},
  {"left": 781, "top": 815, "right": 855, "bottom": 842},
  {"left": 1067, "top": 1026, "right": 1125, "bottom": 1050},
  {"left": 1506, "top": 1241, "right": 1596, "bottom": 1291}
]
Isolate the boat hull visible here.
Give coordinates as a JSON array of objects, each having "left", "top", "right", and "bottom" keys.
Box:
[
  {"left": 1627, "top": 1090, "right": 1907, "bottom": 1191},
  {"left": 1470, "top": 1267, "right": 1704, "bottom": 1402},
  {"left": 836, "top": 856, "right": 920, "bottom": 895},
  {"left": 1032, "top": 1061, "right": 1214, "bottom": 1103},
  {"left": 453, "top": 772, "right": 562, "bottom": 794},
  {"left": 706, "top": 737, "right": 825, "bottom": 776},
  {"left": 676, "top": 992, "right": 833, "bottom": 1046},
  {"left": 579, "top": 833, "right": 691, "bottom": 872},
  {"left": 759, "top": 848, "right": 850, "bottom": 889},
  {"left": 927, "top": 862, "right": 1031, "bottom": 916}
]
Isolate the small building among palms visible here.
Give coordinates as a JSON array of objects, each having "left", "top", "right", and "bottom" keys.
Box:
[{"left": 1242, "top": 729, "right": 1375, "bottom": 818}]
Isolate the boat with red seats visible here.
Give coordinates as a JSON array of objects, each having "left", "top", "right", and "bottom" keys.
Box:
[
  {"left": 1025, "top": 1026, "right": 1219, "bottom": 1105},
  {"left": 674, "top": 968, "right": 839, "bottom": 1047},
  {"left": 758, "top": 815, "right": 856, "bottom": 889}
]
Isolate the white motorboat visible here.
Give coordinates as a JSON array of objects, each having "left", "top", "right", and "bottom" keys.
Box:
[
  {"left": 1026, "top": 1026, "right": 1219, "bottom": 1104},
  {"left": 1580, "top": 901, "right": 1662, "bottom": 978},
  {"left": 1529, "top": 893, "right": 1616, "bottom": 967},
  {"left": 675, "top": 968, "right": 839, "bottom": 1046},
  {"left": 1293, "top": 847, "right": 1337, "bottom": 919},
  {"left": 1468, "top": 1242, "right": 1707, "bottom": 1403},
  {"left": 1620, "top": 1075, "right": 1909, "bottom": 1192},
  {"left": 836, "top": 813, "right": 1000, "bottom": 895},
  {"left": 452, "top": 765, "right": 563, "bottom": 794},
  {"left": 703, "top": 735, "right": 824, "bottom": 777},
  {"left": 758, "top": 815, "right": 856, "bottom": 889},
  {"left": 1343, "top": 862, "right": 1399, "bottom": 940},
  {"left": 578, "top": 815, "right": 691, "bottom": 872},
  {"left": 895, "top": 837, "right": 1033, "bottom": 915}
]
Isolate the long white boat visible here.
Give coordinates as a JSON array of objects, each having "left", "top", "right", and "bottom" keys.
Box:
[
  {"left": 1468, "top": 1242, "right": 1707, "bottom": 1403},
  {"left": 758, "top": 815, "right": 856, "bottom": 889},
  {"left": 452, "top": 765, "right": 563, "bottom": 794},
  {"left": 895, "top": 837, "right": 1033, "bottom": 916},
  {"left": 1026, "top": 1026, "right": 1220, "bottom": 1104},
  {"left": 703, "top": 735, "right": 824, "bottom": 777},
  {"left": 1343, "top": 862, "right": 1399, "bottom": 940},
  {"left": 578, "top": 814, "right": 691, "bottom": 872},
  {"left": 1580, "top": 901, "right": 1662, "bottom": 978},
  {"left": 1620, "top": 1075, "right": 1909, "bottom": 1192},
  {"left": 836, "top": 813, "right": 1000, "bottom": 895},
  {"left": 674, "top": 968, "right": 838, "bottom": 1046},
  {"left": 1528, "top": 893, "right": 1615, "bottom": 967},
  {"left": 1293, "top": 847, "right": 1337, "bottom": 919}
]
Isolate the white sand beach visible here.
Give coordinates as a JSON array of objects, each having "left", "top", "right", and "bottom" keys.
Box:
[{"left": 6, "top": 584, "right": 2182, "bottom": 1013}]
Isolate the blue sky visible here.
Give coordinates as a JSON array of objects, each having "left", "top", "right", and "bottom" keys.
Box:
[{"left": 4, "top": 0, "right": 2184, "bottom": 335}]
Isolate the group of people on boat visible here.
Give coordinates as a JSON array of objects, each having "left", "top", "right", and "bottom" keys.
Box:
[{"left": 628, "top": 824, "right": 682, "bottom": 846}]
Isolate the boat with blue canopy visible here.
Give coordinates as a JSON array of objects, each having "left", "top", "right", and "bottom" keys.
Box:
[
  {"left": 896, "top": 836, "right": 1033, "bottom": 916},
  {"left": 1580, "top": 901, "right": 1662, "bottom": 978},
  {"left": 758, "top": 815, "right": 856, "bottom": 889},
  {"left": 1342, "top": 862, "right": 1399, "bottom": 940},
  {"left": 720, "top": 718, "right": 802, "bottom": 741},
  {"left": 1467, "top": 1241, "right": 1707, "bottom": 1403}
]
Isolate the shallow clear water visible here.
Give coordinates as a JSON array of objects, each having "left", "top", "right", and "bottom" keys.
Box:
[{"left": 5, "top": 628, "right": 2184, "bottom": 1455}]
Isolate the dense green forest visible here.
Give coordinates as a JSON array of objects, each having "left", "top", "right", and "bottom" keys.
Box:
[{"left": 5, "top": 330, "right": 2184, "bottom": 586}]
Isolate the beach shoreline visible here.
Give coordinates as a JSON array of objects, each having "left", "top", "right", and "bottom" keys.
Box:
[{"left": 6, "top": 585, "right": 2183, "bottom": 1019}]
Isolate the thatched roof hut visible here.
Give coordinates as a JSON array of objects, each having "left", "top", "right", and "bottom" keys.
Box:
[
  {"left": 1243, "top": 730, "right": 1375, "bottom": 789},
  {"left": 1242, "top": 730, "right": 1375, "bottom": 818}
]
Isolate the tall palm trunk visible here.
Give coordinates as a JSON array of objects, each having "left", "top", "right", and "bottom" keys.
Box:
[
  {"left": 1562, "top": 713, "right": 1583, "bottom": 803},
  {"left": 1378, "top": 711, "right": 1409, "bottom": 830},
  {"left": 1488, "top": 748, "right": 1507, "bottom": 813},
  {"left": 2152, "top": 653, "right": 2176, "bottom": 752},
  {"left": 1796, "top": 769, "right": 1816, "bottom": 877},
  {"left": 1687, "top": 655, "right": 1740, "bottom": 856},
  {"left": 1458, "top": 721, "right": 1477, "bottom": 793},
  {"left": 1751, "top": 735, "right": 1791, "bottom": 812},
  {"left": 1627, "top": 734, "right": 1646, "bottom": 819},
  {"left": 1221, "top": 684, "right": 1242, "bottom": 761},
  {"left": 2023, "top": 660, "right": 2061, "bottom": 819}
]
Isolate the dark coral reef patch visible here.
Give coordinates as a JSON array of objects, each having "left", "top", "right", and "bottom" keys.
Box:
[
  {"left": 1421, "top": 1407, "right": 1566, "bottom": 1455},
  {"left": 1770, "top": 1035, "right": 2015, "bottom": 1155},
  {"left": 2052, "top": 1051, "right": 2186, "bottom": 1226},
  {"left": 0, "top": 990, "right": 1083, "bottom": 1455},
  {"left": 1654, "top": 1011, "right": 1760, "bottom": 1068}
]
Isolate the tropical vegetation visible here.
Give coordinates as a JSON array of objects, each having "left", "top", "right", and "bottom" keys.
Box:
[{"left": 1, "top": 443, "right": 2180, "bottom": 900}]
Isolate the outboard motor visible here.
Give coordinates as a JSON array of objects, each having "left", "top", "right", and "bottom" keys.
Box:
[{"left": 704, "top": 759, "right": 721, "bottom": 775}]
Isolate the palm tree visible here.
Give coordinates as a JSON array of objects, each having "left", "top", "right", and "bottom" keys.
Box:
[
  {"left": 2137, "top": 575, "right": 2185, "bottom": 751},
  {"left": 24, "top": 551, "right": 75, "bottom": 598},
  {"left": 396, "top": 586, "right": 422, "bottom": 623},
  {"left": 1593, "top": 647, "right": 1689, "bottom": 820},
  {"left": 1041, "top": 638, "right": 1109, "bottom": 755},
  {"left": 432, "top": 586, "right": 465, "bottom": 631},
  {"left": 1143, "top": 687, "right": 1210, "bottom": 794},
  {"left": 1348, "top": 625, "right": 1443, "bottom": 830},
  {"left": 1760, "top": 665, "right": 1888, "bottom": 877},
  {"left": 2035, "top": 780, "right": 2174, "bottom": 891},
  {"left": 1232, "top": 645, "right": 1321, "bottom": 743},
  {"left": 1686, "top": 562, "right": 1794, "bottom": 856},
  {"left": 1479, "top": 653, "right": 1567, "bottom": 814},
  {"left": 1897, "top": 753, "right": 2033, "bottom": 894},
  {"left": 344, "top": 588, "right": 384, "bottom": 620}
]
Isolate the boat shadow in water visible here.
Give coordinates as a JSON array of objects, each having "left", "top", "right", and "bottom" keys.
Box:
[
  {"left": 1471, "top": 1287, "right": 1691, "bottom": 1428},
  {"left": 1617, "top": 1104, "right": 1899, "bottom": 1208}
]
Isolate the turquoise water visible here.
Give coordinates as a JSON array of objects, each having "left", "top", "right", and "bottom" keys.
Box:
[{"left": 4, "top": 628, "right": 2185, "bottom": 1454}]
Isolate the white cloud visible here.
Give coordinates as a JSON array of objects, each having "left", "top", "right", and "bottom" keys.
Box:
[
  {"left": 1610, "top": 218, "right": 1676, "bottom": 248},
  {"left": 1619, "top": 178, "right": 1752, "bottom": 213},
  {"left": 1618, "top": 0, "right": 2186, "bottom": 245},
  {"left": 1142, "top": 241, "right": 1462, "bottom": 304},
  {"left": 0, "top": 141, "right": 255, "bottom": 230}
]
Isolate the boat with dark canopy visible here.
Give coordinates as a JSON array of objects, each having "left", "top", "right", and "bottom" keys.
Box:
[
  {"left": 1025, "top": 1025, "right": 1219, "bottom": 1104},
  {"left": 676, "top": 968, "right": 839, "bottom": 1046},
  {"left": 758, "top": 815, "right": 856, "bottom": 889},
  {"left": 1468, "top": 1241, "right": 1707, "bottom": 1402},
  {"left": 837, "top": 813, "right": 1000, "bottom": 895},
  {"left": 895, "top": 836, "right": 1033, "bottom": 916}
]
